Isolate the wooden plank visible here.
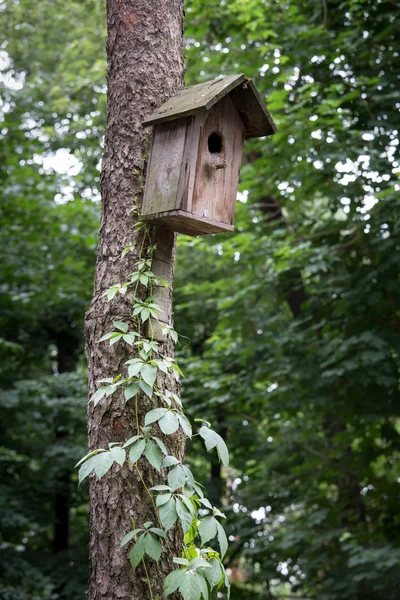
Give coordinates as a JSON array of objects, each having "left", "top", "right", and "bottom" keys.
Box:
[
  {"left": 191, "top": 94, "right": 245, "bottom": 224},
  {"left": 229, "top": 79, "right": 277, "bottom": 138},
  {"left": 140, "top": 209, "right": 234, "bottom": 236},
  {"left": 142, "top": 119, "right": 187, "bottom": 215},
  {"left": 143, "top": 74, "right": 245, "bottom": 126}
]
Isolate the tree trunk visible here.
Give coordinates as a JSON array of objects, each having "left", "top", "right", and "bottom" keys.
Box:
[{"left": 84, "top": 2, "right": 185, "bottom": 599}]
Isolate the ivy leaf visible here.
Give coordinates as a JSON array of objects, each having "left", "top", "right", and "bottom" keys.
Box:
[
  {"left": 198, "top": 517, "right": 218, "bottom": 546},
  {"left": 93, "top": 452, "right": 114, "bottom": 479},
  {"left": 141, "top": 363, "right": 158, "bottom": 388},
  {"left": 168, "top": 464, "right": 187, "bottom": 491},
  {"left": 164, "top": 569, "right": 187, "bottom": 597},
  {"left": 120, "top": 529, "right": 143, "bottom": 547},
  {"left": 159, "top": 411, "right": 180, "bottom": 435},
  {"left": 175, "top": 497, "right": 193, "bottom": 534},
  {"left": 109, "top": 446, "right": 126, "bottom": 466},
  {"left": 109, "top": 333, "right": 123, "bottom": 345},
  {"left": 159, "top": 498, "right": 178, "bottom": 531},
  {"left": 126, "top": 361, "right": 144, "bottom": 378},
  {"left": 149, "top": 527, "right": 167, "bottom": 538},
  {"left": 90, "top": 388, "right": 106, "bottom": 406},
  {"left": 139, "top": 379, "right": 153, "bottom": 398},
  {"left": 156, "top": 493, "right": 172, "bottom": 507},
  {"left": 216, "top": 521, "right": 228, "bottom": 558},
  {"left": 179, "top": 571, "right": 206, "bottom": 600},
  {"left": 173, "top": 557, "right": 190, "bottom": 566},
  {"left": 78, "top": 455, "right": 99, "bottom": 484},
  {"left": 204, "top": 558, "right": 223, "bottom": 589},
  {"left": 199, "top": 426, "right": 229, "bottom": 467},
  {"left": 122, "top": 434, "right": 143, "bottom": 448},
  {"left": 178, "top": 414, "right": 192, "bottom": 438},
  {"left": 124, "top": 382, "right": 140, "bottom": 401},
  {"left": 129, "top": 534, "right": 146, "bottom": 569},
  {"left": 145, "top": 439, "right": 162, "bottom": 470},
  {"left": 192, "top": 557, "right": 212, "bottom": 569},
  {"left": 75, "top": 448, "right": 106, "bottom": 468},
  {"left": 145, "top": 533, "right": 162, "bottom": 561},
  {"left": 151, "top": 436, "right": 168, "bottom": 456},
  {"left": 163, "top": 455, "right": 179, "bottom": 468},
  {"left": 123, "top": 333, "right": 138, "bottom": 346},
  {"left": 113, "top": 320, "right": 129, "bottom": 333},
  {"left": 129, "top": 439, "right": 146, "bottom": 464},
  {"left": 144, "top": 408, "right": 168, "bottom": 425}
]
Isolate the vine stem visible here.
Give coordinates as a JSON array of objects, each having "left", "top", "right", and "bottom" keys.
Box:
[
  {"left": 134, "top": 464, "right": 174, "bottom": 557},
  {"left": 141, "top": 557, "right": 154, "bottom": 600}
]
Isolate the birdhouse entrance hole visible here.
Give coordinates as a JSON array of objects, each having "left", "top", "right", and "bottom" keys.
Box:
[{"left": 208, "top": 131, "right": 223, "bottom": 154}]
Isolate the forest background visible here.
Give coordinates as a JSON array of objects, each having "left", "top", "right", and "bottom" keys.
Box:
[{"left": 1, "top": 0, "right": 399, "bottom": 599}]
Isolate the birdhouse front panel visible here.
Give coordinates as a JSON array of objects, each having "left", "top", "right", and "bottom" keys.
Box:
[
  {"left": 141, "top": 73, "right": 277, "bottom": 236},
  {"left": 190, "top": 94, "right": 245, "bottom": 227}
]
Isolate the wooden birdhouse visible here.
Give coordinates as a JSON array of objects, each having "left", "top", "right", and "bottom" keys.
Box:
[{"left": 141, "top": 73, "right": 277, "bottom": 236}]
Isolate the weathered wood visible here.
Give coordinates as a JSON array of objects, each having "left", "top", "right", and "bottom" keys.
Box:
[
  {"left": 190, "top": 94, "right": 245, "bottom": 224},
  {"left": 143, "top": 73, "right": 277, "bottom": 139},
  {"left": 229, "top": 78, "right": 277, "bottom": 138},
  {"left": 141, "top": 119, "right": 187, "bottom": 216},
  {"left": 141, "top": 209, "right": 234, "bottom": 236},
  {"left": 141, "top": 73, "right": 277, "bottom": 236},
  {"left": 143, "top": 74, "right": 245, "bottom": 126}
]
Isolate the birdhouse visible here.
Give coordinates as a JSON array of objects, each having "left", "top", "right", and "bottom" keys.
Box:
[{"left": 141, "top": 73, "right": 277, "bottom": 236}]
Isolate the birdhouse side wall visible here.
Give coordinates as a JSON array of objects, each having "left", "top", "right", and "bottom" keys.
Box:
[{"left": 142, "top": 119, "right": 188, "bottom": 217}]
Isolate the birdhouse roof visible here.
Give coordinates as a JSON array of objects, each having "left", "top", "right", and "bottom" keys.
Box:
[{"left": 143, "top": 73, "right": 277, "bottom": 139}]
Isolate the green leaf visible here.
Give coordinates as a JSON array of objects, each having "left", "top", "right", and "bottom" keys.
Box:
[
  {"left": 144, "top": 533, "right": 162, "bottom": 561},
  {"left": 123, "top": 333, "right": 137, "bottom": 346},
  {"left": 75, "top": 448, "right": 106, "bottom": 468},
  {"left": 129, "top": 439, "right": 146, "bottom": 464},
  {"left": 129, "top": 534, "right": 146, "bottom": 569},
  {"left": 168, "top": 464, "right": 187, "bottom": 491},
  {"left": 141, "top": 363, "right": 158, "bottom": 388},
  {"left": 175, "top": 497, "right": 193, "bottom": 534},
  {"left": 93, "top": 452, "right": 114, "bottom": 479},
  {"left": 196, "top": 572, "right": 209, "bottom": 600},
  {"left": 122, "top": 434, "right": 142, "bottom": 448},
  {"left": 91, "top": 388, "right": 106, "bottom": 406},
  {"left": 109, "top": 446, "right": 126, "bottom": 466},
  {"left": 141, "top": 307, "right": 150, "bottom": 322},
  {"left": 164, "top": 569, "right": 187, "bottom": 597},
  {"left": 159, "top": 498, "right": 178, "bottom": 531},
  {"left": 124, "top": 382, "right": 140, "bottom": 401},
  {"left": 159, "top": 411, "right": 180, "bottom": 435},
  {"left": 156, "top": 493, "right": 172, "bottom": 506},
  {"left": 178, "top": 414, "right": 192, "bottom": 438},
  {"left": 173, "top": 557, "right": 190, "bottom": 566},
  {"left": 144, "top": 408, "right": 168, "bottom": 425},
  {"left": 179, "top": 571, "right": 205, "bottom": 600},
  {"left": 163, "top": 455, "right": 179, "bottom": 467},
  {"left": 216, "top": 521, "right": 228, "bottom": 558},
  {"left": 204, "top": 558, "right": 222, "bottom": 589},
  {"left": 97, "top": 332, "right": 117, "bottom": 342},
  {"left": 145, "top": 439, "right": 162, "bottom": 470},
  {"left": 139, "top": 379, "right": 153, "bottom": 398},
  {"left": 199, "top": 426, "right": 229, "bottom": 467},
  {"left": 120, "top": 529, "right": 143, "bottom": 547},
  {"left": 78, "top": 455, "right": 99, "bottom": 484},
  {"left": 192, "top": 557, "right": 212, "bottom": 569},
  {"left": 127, "top": 361, "right": 143, "bottom": 378},
  {"left": 109, "top": 333, "right": 123, "bottom": 345},
  {"left": 198, "top": 517, "right": 217, "bottom": 546},
  {"left": 150, "top": 485, "right": 171, "bottom": 491},
  {"left": 149, "top": 527, "right": 167, "bottom": 538},
  {"left": 113, "top": 320, "right": 129, "bottom": 333},
  {"left": 151, "top": 436, "right": 168, "bottom": 456}
]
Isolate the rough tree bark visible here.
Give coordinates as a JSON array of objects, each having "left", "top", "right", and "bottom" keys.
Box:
[{"left": 84, "top": 2, "right": 185, "bottom": 599}]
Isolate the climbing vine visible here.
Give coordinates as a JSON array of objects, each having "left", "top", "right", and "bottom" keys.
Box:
[{"left": 76, "top": 222, "right": 230, "bottom": 600}]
